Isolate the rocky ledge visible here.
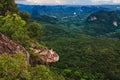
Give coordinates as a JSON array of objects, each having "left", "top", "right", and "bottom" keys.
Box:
[
  {"left": 0, "top": 32, "right": 59, "bottom": 64},
  {"left": 30, "top": 44, "right": 59, "bottom": 64},
  {"left": 0, "top": 32, "right": 30, "bottom": 63}
]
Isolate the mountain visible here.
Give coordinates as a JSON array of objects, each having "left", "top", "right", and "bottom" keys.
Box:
[
  {"left": 17, "top": 4, "right": 120, "bottom": 28},
  {"left": 17, "top": 4, "right": 112, "bottom": 17},
  {"left": 87, "top": 10, "right": 120, "bottom": 24},
  {"left": 84, "top": 10, "right": 120, "bottom": 36},
  {"left": 1, "top": 1, "right": 120, "bottom": 79},
  {"left": 32, "top": 15, "right": 58, "bottom": 24}
]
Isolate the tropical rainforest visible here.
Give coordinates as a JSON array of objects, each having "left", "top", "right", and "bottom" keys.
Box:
[{"left": 0, "top": 0, "right": 120, "bottom": 80}]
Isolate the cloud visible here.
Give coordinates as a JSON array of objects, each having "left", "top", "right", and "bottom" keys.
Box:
[
  {"left": 16, "top": 0, "right": 66, "bottom": 5},
  {"left": 15, "top": 0, "right": 120, "bottom": 5},
  {"left": 15, "top": 0, "right": 92, "bottom": 5},
  {"left": 113, "top": 0, "right": 120, "bottom": 3},
  {"left": 91, "top": 0, "right": 111, "bottom": 3}
]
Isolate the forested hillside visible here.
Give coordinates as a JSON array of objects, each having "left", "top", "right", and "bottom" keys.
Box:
[
  {"left": 0, "top": 0, "right": 65, "bottom": 80},
  {"left": 0, "top": 0, "right": 120, "bottom": 80},
  {"left": 25, "top": 4, "right": 120, "bottom": 80}
]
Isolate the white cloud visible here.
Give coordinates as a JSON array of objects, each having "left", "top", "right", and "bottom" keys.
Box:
[
  {"left": 16, "top": 0, "right": 91, "bottom": 5},
  {"left": 25, "top": 0, "right": 65, "bottom": 5},
  {"left": 91, "top": 0, "right": 111, "bottom": 3},
  {"left": 113, "top": 0, "right": 120, "bottom": 3},
  {"left": 15, "top": 0, "right": 120, "bottom": 5}
]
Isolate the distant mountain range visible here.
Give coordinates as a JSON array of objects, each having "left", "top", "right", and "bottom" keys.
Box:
[{"left": 17, "top": 4, "right": 120, "bottom": 18}]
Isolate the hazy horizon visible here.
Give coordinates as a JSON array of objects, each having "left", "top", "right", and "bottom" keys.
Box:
[{"left": 15, "top": 0, "right": 120, "bottom": 5}]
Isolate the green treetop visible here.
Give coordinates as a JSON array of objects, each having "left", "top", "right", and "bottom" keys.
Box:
[{"left": 0, "top": 0, "right": 18, "bottom": 15}]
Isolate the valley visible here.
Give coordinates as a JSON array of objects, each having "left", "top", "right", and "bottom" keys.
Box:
[
  {"left": 0, "top": 0, "right": 119, "bottom": 79},
  {"left": 17, "top": 4, "right": 120, "bottom": 80}
]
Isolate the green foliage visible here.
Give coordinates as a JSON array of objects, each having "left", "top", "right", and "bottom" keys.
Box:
[
  {"left": 84, "top": 10, "right": 120, "bottom": 36},
  {"left": 30, "top": 65, "right": 54, "bottom": 80},
  {"left": 27, "top": 21, "right": 42, "bottom": 42},
  {"left": 0, "top": 1, "right": 120, "bottom": 80},
  {"left": 20, "top": 12, "right": 31, "bottom": 23},
  {"left": 0, "top": 52, "right": 30, "bottom": 80},
  {"left": 44, "top": 33, "right": 120, "bottom": 80},
  {"left": 0, "top": 53, "right": 65, "bottom": 80},
  {"left": 0, "top": 13, "right": 30, "bottom": 47},
  {"left": 29, "top": 65, "right": 65, "bottom": 80},
  {"left": 30, "top": 10, "right": 120, "bottom": 80},
  {"left": 0, "top": 13, "right": 26, "bottom": 33},
  {"left": 0, "top": 1, "right": 65, "bottom": 80},
  {"left": 86, "top": 10, "right": 120, "bottom": 25},
  {"left": 32, "top": 15, "right": 58, "bottom": 24},
  {"left": 0, "top": 0, "right": 18, "bottom": 15},
  {"left": 42, "top": 24, "right": 68, "bottom": 36}
]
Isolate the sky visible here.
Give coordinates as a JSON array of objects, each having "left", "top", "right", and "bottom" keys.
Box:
[{"left": 15, "top": 0, "right": 120, "bottom": 5}]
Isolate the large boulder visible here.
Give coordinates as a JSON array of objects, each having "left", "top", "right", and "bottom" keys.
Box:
[
  {"left": 0, "top": 32, "right": 29, "bottom": 64},
  {"left": 30, "top": 44, "right": 59, "bottom": 64}
]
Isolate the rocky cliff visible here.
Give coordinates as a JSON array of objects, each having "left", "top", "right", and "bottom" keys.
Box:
[
  {"left": 0, "top": 32, "right": 59, "bottom": 64},
  {"left": 0, "top": 32, "right": 30, "bottom": 64}
]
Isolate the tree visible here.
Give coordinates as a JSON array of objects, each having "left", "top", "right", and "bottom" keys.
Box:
[
  {"left": 0, "top": 13, "right": 31, "bottom": 47},
  {"left": 0, "top": 52, "right": 30, "bottom": 80},
  {"left": 19, "top": 12, "right": 31, "bottom": 23},
  {"left": 0, "top": 0, "right": 18, "bottom": 15},
  {"left": 27, "top": 22, "right": 42, "bottom": 41},
  {"left": 30, "top": 65, "right": 65, "bottom": 80}
]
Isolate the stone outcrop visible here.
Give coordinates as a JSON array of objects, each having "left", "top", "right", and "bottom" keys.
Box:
[
  {"left": 88, "top": 16, "right": 97, "bottom": 21},
  {"left": 30, "top": 44, "right": 59, "bottom": 64},
  {"left": 0, "top": 33, "right": 29, "bottom": 64},
  {"left": 113, "top": 21, "right": 118, "bottom": 27},
  {"left": 0, "top": 32, "right": 59, "bottom": 65}
]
